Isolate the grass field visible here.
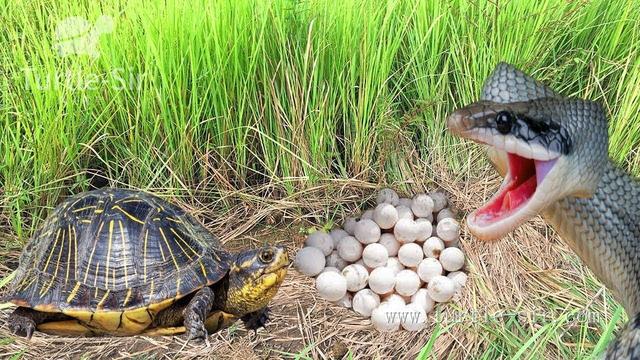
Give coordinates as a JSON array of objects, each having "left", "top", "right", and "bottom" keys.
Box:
[{"left": 1, "top": 0, "right": 639, "bottom": 358}]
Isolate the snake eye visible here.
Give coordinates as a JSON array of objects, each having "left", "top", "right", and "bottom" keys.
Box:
[
  {"left": 495, "top": 111, "right": 514, "bottom": 134},
  {"left": 259, "top": 249, "right": 274, "bottom": 263}
]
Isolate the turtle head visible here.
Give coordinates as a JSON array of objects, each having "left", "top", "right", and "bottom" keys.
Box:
[{"left": 224, "top": 245, "right": 289, "bottom": 315}]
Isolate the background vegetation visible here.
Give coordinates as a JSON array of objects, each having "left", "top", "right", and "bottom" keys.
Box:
[
  {"left": 2, "top": 0, "right": 639, "bottom": 237},
  {"left": 0, "top": 0, "right": 639, "bottom": 358}
]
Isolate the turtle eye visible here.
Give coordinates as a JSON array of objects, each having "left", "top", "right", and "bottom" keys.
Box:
[
  {"left": 259, "top": 249, "right": 274, "bottom": 263},
  {"left": 495, "top": 111, "right": 514, "bottom": 134}
]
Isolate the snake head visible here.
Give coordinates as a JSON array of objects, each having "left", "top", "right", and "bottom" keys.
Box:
[{"left": 446, "top": 63, "right": 609, "bottom": 241}]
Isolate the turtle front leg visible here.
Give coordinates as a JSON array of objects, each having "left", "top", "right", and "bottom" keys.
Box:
[
  {"left": 8, "top": 307, "right": 43, "bottom": 339},
  {"left": 183, "top": 286, "right": 215, "bottom": 342},
  {"left": 240, "top": 307, "right": 270, "bottom": 333}
]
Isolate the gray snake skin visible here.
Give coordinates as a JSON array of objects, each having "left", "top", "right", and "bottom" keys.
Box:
[{"left": 447, "top": 63, "right": 640, "bottom": 358}]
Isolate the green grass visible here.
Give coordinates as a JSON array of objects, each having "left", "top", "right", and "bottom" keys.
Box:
[
  {"left": 1, "top": 0, "right": 639, "bottom": 236},
  {"left": 0, "top": 0, "right": 638, "bottom": 358}
]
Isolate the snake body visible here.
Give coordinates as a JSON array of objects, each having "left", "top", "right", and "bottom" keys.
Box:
[{"left": 447, "top": 63, "right": 640, "bottom": 358}]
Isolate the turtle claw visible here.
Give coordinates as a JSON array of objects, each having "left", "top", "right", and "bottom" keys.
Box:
[
  {"left": 186, "top": 324, "right": 208, "bottom": 344},
  {"left": 241, "top": 307, "right": 270, "bottom": 335},
  {"left": 8, "top": 314, "right": 36, "bottom": 340},
  {"left": 185, "top": 312, "right": 209, "bottom": 345}
]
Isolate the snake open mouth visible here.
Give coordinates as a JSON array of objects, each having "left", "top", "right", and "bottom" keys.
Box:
[
  {"left": 446, "top": 106, "right": 565, "bottom": 240},
  {"left": 468, "top": 150, "right": 558, "bottom": 239},
  {"left": 474, "top": 153, "right": 557, "bottom": 223}
]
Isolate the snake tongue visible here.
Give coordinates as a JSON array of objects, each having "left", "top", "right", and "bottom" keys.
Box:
[{"left": 500, "top": 176, "right": 536, "bottom": 212}]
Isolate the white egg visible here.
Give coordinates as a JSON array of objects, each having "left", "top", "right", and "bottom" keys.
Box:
[
  {"left": 394, "top": 269, "right": 421, "bottom": 296},
  {"left": 447, "top": 271, "right": 468, "bottom": 293},
  {"left": 401, "top": 303, "right": 427, "bottom": 331},
  {"left": 422, "top": 237, "right": 445, "bottom": 258},
  {"left": 329, "top": 228, "right": 349, "bottom": 247},
  {"left": 382, "top": 293, "right": 406, "bottom": 307},
  {"left": 427, "top": 275, "right": 456, "bottom": 302},
  {"left": 352, "top": 289, "right": 380, "bottom": 317},
  {"left": 417, "top": 258, "right": 443, "bottom": 283},
  {"left": 354, "top": 259, "right": 372, "bottom": 272},
  {"left": 397, "top": 243, "right": 423, "bottom": 267},
  {"left": 436, "top": 218, "right": 460, "bottom": 242},
  {"left": 334, "top": 293, "right": 353, "bottom": 308},
  {"left": 373, "top": 203, "right": 399, "bottom": 229},
  {"left": 394, "top": 218, "right": 417, "bottom": 243},
  {"left": 386, "top": 257, "right": 404, "bottom": 274},
  {"left": 316, "top": 272, "right": 347, "bottom": 301},
  {"left": 371, "top": 302, "right": 401, "bottom": 332},
  {"left": 342, "top": 264, "right": 370, "bottom": 292},
  {"left": 436, "top": 208, "right": 455, "bottom": 223},
  {"left": 395, "top": 205, "right": 414, "bottom": 220},
  {"left": 397, "top": 197, "right": 413, "bottom": 208},
  {"left": 326, "top": 251, "right": 349, "bottom": 270},
  {"left": 376, "top": 188, "right": 399, "bottom": 206},
  {"left": 439, "top": 247, "right": 465, "bottom": 272},
  {"left": 368, "top": 267, "right": 396, "bottom": 295},
  {"left": 378, "top": 233, "right": 400, "bottom": 256},
  {"left": 322, "top": 266, "right": 340, "bottom": 274},
  {"left": 411, "top": 288, "right": 435, "bottom": 313},
  {"left": 411, "top": 193, "right": 434, "bottom": 218},
  {"left": 362, "top": 243, "right": 389, "bottom": 268},
  {"left": 293, "top": 247, "right": 326, "bottom": 276},
  {"left": 429, "top": 191, "right": 448, "bottom": 213},
  {"left": 343, "top": 217, "right": 358, "bottom": 235},
  {"left": 354, "top": 219, "right": 381, "bottom": 244},
  {"left": 305, "top": 230, "right": 334, "bottom": 256},
  {"left": 337, "top": 236, "right": 363, "bottom": 262},
  {"left": 361, "top": 209, "right": 374, "bottom": 220},
  {"left": 415, "top": 218, "right": 433, "bottom": 243}
]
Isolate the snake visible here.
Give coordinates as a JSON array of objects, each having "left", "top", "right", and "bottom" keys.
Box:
[{"left": 446, "top": 62, "right": 640, "bottom": 358}]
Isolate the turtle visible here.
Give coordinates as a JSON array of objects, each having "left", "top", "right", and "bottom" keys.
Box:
[{"left": 2, "top": 188, "right": 289, "bottom": 340}]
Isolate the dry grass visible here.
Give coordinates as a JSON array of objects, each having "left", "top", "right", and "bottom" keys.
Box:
[{"left": 0, "top": 157, "right": 620, "bottom": 360}]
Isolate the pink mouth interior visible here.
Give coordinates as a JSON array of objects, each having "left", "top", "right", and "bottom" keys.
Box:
[{"left": 475, "top": 153, "right": 556, "bottom": 223}]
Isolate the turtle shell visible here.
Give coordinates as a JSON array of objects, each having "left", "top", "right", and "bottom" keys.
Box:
[{"left": 6, "top": 188, "right": 229, "bottom": 334}]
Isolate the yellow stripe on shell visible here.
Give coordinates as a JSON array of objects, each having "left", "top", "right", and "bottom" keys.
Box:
[
  {"left": 111, "top": 205, "right": 145, "bottom": 224},
  {"left": 66, "top": 282, "right": 81, "bottom": 303},
  {"left": 71, "top": 205, "right": 96, "bottom": 213},
  {"left": 42, "top": 228, "right": 62, "bottom": 273},
  {"left": 169, "top": 227, "right": 198, "bottom": 257},
  {"left": 121, "top": 199, "right": 143, "bottom": 204},
  {"left": 105, "top": 220, "right": 114, "bottom": 288},
  {"left": 72, "top": 225, "right": 78, "bottom": 278},
  {"left": 199, "top": 261, "right": 208, "bottom": 279},
  {"left": 158, "top": 227, "right": 176, "bottom": 267},
  {"left": 65, "top": 224, "right": 72, "bottom": 285},
  {"left": 118, "top": 220, "right": 129, "bottom": 288},
  {"left": 123, "top": 288, "right": 133, "bottom": 307},
  {"left": 84, "top": 221, "right": 105, "bottom": 283},
  {"left": 168, "top": 228, "right": 193, "bottom": 261},
  {"left": 41, "top": 228, "right": 66, "bottom": 296},
  {"left": 97, "top": 289, "right": 111, "bottom": 308},
  {"left": 143, "top": 229, "right": 149, "bottom": 282}
]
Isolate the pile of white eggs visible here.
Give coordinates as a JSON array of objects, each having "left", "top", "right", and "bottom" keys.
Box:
[{"left": 294, "top": 189, "right": 467, "bottom": 332}]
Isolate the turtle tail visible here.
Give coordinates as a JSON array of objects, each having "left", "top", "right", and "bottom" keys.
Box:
[{"left": 603, "top": 312, "right": 640, "bottom": 359}]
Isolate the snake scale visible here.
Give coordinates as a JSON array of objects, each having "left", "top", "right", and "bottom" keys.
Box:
[{"left": 447, "top": 63, "right": 640, "bottom": 358}]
